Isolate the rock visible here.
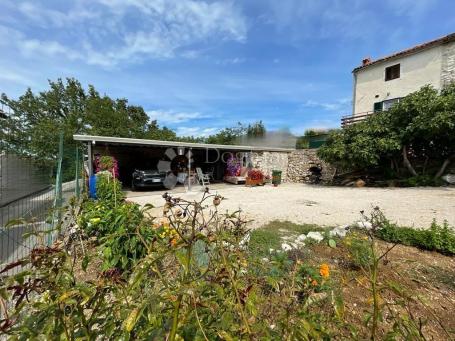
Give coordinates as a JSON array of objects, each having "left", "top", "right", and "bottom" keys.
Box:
[
  {"left": 355, "top": 179, "right": 366, "bottom": 187},
  {"left": 289, "top": 242, "right": 298, "bottom": 249},
  {"left": 306, "top": 231, "right": 324, "bottom": 242},
  {"left": 354, "top": 221, "right": 372, "bottom": 229},
  {"left": 442, "top": 174, "right": 455, "bottom": 184},
  {"left": 329, "top": 225, "right": 349, "bottom": 238},
  {"left": 281, "top": 243, "right": 293, "bottom": 251},
  {"left": 296, "top": 234, "right": 307, "bottom": 242}
]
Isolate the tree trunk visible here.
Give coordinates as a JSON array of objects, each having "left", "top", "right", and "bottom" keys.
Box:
[
  {"left": 402, "top": 145, "right": 417, "bottom": 176},
  {"left": 434, "top": 155, "right": 454, "bottom": 179}
]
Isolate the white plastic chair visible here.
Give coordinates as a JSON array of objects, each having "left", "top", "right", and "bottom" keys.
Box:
[{"left": 196, "top": 167, "right": 210, "bottom": 186}]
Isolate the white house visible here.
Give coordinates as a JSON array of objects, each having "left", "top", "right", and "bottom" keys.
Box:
[{"left": 344, "top": 33, "right": 455, "bottom": 126}]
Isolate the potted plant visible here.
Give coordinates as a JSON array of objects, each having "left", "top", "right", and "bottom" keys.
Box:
[{"left": 246, "top": 169, "right": 264, "bottom": 186}]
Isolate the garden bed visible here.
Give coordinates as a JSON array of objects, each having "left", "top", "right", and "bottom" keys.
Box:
[{"left": 250, "top": 221, "right": 455, "bottom": 340}]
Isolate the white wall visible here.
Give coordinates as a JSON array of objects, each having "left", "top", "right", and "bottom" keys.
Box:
[{"left": 353, "top": 45, "right": 443, "bottom": 115}]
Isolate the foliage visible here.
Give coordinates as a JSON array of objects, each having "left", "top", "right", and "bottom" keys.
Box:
[
  {"left": 225, "top": 153, "right": 241, "bottom": 176},
  {"left": 1, "top": 192, "right": 341, "bottom": 340},
  {"left": 247, "top": 168, "right": 264, "bottom": 180},
  {"left": 94, "top": 155, "right": 119, "bottom": 177},
  {"left": 347, "top": 208, "right": 439, "bottom": 340},
  {"left": 0, "top": 78, "right": 176, "bottom": 166},
  {"left": 318, "top": 83, "right": 455, "bottom": 180},
  {"left": 402, "top": 174, "right": 444, "bottom": 187},
  {"left": 296, "top": 129, "right": 333, "bottom": 149},
  {"left": 206, "top": 121, "right": 266, "bottom": 145},
  {"left": 95, "top": 171, "right": 124, "bottom": 204},
  {"left": 373, "top": 213, "right": 455, "bottom": 255}
]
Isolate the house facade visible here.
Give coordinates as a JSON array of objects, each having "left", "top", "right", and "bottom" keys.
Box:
[{"left": 346, "top": 33, "right": 455, "bottom": 125}]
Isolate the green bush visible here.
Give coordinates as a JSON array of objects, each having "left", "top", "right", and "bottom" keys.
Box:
[
  {"left": 402, "top": 175, "right": 444, "bottom": 187},
  {"left": 96, "top": 171, "right": 124, "bottom": 204},
  {"left": 376, "top": 219, "right": 455, "bottom": 255},
  {"left": 80, "top": 170, "right": 155, "bottom": 270},
  {"left": 343, "top": 232, "right": 373, "bottom": 268},
  {"left": 2, "top": 193, "right": 336, "bottom": 340}
]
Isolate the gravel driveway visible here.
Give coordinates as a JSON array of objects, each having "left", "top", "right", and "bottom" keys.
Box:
[{"left": 126, "top": 183, "right": 455, "bottom": 229}]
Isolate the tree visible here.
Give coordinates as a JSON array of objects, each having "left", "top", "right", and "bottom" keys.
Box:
[
  {"left": 318, "top": 84, "right": 455, "bottom": 179},
  {"left": 0, "top": 78, "right": 177, "bottom": 165},
  {"left": 206, "top": 122, "right": 247, "bottom": 145}
]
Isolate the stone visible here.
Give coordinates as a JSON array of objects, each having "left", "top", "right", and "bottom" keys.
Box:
[
  {"left": 355, "top": 179, "right": 366, "bottom": 187},
  {"left": 281, "top": 243, "right": 293, "bottom": 251},
  {"left": 296, "top": 234, "right": 307, "bottom": 242},
  {"left": 442, "top": 174, "right": 455, "bottom": 185},
  {"left": 329, "top": 225, "right": 349, "bottom": 238},
  {"left": 354, "top": 221, "right": 372, "bottom": 229},
  {"left": 306, "top": 231, "right": 324, "bottom": 242}
]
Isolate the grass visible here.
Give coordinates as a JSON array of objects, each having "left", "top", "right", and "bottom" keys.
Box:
[
  {"left": 249, "top": 220, "right": 331, "bottom": 256},
  {"left": 248, "top": 220, "right": 455, "bottom": 339}
]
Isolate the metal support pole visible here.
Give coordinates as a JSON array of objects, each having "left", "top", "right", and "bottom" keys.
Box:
[
  {"left": 75, "top": 147, "right": 80, "bottom": 199},
  {"left": 87, "top": 141, "right": 93, "bottom": 176},
  {"left": 188, "top": 147, "right": 192, "bottom": 192}
]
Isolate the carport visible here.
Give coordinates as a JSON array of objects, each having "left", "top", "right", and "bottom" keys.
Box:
[{"left": 73, "top": 134, "right": 293, "bottom": 191}]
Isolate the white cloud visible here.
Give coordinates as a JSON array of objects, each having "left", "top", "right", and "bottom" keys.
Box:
[
  {"left": 302, "top": 98, "right": 351, "bottom": 112},
  {"left": 216, "top": 57, "right": 246, "bottom": 65},
  {"left": 17, "top": 1, "right": 98, "bottom": 27},
  {"left": 8, "top": 0, "right": 248, "bottom": 67},
  {"left": 147, "top": 110, "right": 209, "bottom": 124},
  {"left": 175, "top": 126, "right": 218, "bottom": 137}
]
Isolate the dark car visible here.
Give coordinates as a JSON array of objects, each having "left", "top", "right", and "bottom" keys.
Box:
[{"left": 131, "top": 169, "right": 166, "bottom": 190}]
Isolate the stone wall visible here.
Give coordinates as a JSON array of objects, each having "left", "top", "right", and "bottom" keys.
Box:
[
  {"left": 250, "top": 151, "right": 289, "bottom": 181},
  {"left": 441, "top": 41, "right": 455, "bottom": 86},
  {"left": 286, "top": 149, "right": 335, "bottom": 183},
  {"left": 250, "top": 149, "right": 335, "bottom": 183}
]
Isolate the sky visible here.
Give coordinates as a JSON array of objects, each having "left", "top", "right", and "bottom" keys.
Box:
[{"left": 0, "top": 0, "right": 454, "bottom": 137}]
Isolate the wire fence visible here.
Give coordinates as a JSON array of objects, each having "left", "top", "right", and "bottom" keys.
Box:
[{"left": 0, "top": 136, "right": 84, "bottom": 276}]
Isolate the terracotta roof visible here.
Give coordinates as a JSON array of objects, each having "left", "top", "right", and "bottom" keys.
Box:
[{"left": 353, "top": 32, "right": 455, "bottom": 72}]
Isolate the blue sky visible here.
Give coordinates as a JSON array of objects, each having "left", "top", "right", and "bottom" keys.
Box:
[{"left": 0, "top": 0, "right": 454, "bottom": 137}]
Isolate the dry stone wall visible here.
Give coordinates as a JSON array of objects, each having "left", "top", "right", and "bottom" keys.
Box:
[
  {"left": 250, "top": 149, "right": 335, "bottom": 183},
  {"left": 286, "top": 149, "right": 336, "bottom": 183},
  {"left": 250, "top": 151, "right": 289, "bottom": 181}
]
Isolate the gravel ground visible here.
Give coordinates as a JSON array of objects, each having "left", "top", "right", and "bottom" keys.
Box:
[{"left": 126, "top": 183, "right": 455, "bottom": 229}]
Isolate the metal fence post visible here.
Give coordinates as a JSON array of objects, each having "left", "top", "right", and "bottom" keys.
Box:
[
  {"left": 75, "top": 146, "right": 80, "bottom": 199},
  {"left": 49, "top": 132, "right": 64, "bottom": 245}
]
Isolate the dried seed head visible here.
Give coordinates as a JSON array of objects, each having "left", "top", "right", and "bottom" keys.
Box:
[{"left": 213, "top": 196, "right": 221, "bottom": 206}]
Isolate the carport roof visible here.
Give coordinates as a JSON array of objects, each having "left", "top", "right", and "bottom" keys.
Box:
[{"left": 73, "top": 134, "right": 295, "bottom": 152}]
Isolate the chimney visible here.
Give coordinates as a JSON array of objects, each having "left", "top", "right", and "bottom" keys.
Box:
[{"left": 362, "top": 57, "right": 371, "bottom": 66}]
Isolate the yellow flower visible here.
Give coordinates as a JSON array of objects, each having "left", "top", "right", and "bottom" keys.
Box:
[
  {"left": 89, "top": 217, "right": 101, "bottom": 224},
  {"left": 319, "top": 263, "right": 330, "bottom": 279}
]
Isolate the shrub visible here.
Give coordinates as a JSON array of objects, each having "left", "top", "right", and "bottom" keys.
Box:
[
  {"left": 376, "top": 219, "right": 455, "bottom": 255},
  {"left": 1, "top": 192, "right": 337, "bottom": 340},
  {"left": 96, "top": 171, "right": 124, "bottom": 204}
]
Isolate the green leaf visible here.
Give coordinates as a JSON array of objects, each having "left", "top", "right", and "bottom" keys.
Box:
[
  {"left": 328, "top": 239, "right": 337, "bottom": 248},
  {"left": 82, "top": 254, "right": 90, "bottom": 271}
]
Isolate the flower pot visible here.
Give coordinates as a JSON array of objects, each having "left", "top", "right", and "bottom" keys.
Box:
[{"left": 246, "top": 177, "right": 264, "bottom": 186}]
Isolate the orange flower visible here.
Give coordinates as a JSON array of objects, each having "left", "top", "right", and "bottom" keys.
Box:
[
  {"left": 311, "top": 279, "right": 318, "bottom": 286},
  {"left": 170, "top": 238, "right": 178, "bottom": 247},
  {"left": 319, "top": 263, "right": 330, "bottom": 279}
]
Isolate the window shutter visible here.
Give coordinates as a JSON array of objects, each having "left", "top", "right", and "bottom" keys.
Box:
[{"left": 373, "top": 102, "right": 383, "bottom": 112}]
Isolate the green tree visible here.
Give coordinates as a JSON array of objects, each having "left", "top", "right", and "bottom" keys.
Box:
[
  {"left": 206, "top": 122, "right": 247, "bottom": 145},
  {"left": 318, "top": 84, "right": 455, "bottom": 179},
  {"left": 0, "top": 78, "right": 177, "bottom": 165}
]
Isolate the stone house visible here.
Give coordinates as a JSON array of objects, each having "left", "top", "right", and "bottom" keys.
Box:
[{"left": 343, "top": 32, "right": 455, "bottom": 126}]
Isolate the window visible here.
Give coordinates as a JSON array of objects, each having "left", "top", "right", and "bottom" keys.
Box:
[
  {"left": 373, "top": 98, "right": 401, "bottom": 112},
  {"left": 382, "top": 98, "right": 400, "bottom": 111},
  {"left": 385, "top": 64, "right": 400, "bottom": 81},
  {"left": 373, "top": 102, "right": 383, "bottom": 112}
]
